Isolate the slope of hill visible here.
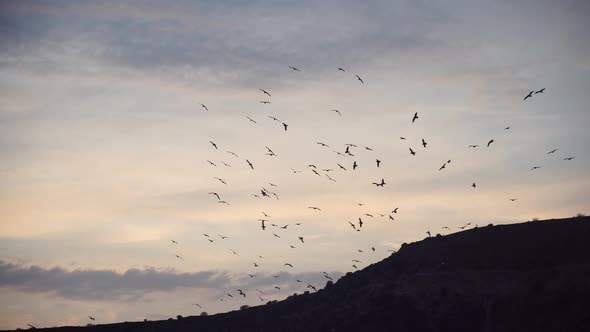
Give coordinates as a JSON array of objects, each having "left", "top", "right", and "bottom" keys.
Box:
[{"left": 11, "top": 216, "right": 590, "bottom": 332}]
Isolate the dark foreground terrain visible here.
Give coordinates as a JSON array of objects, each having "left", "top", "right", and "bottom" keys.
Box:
[{"left": 11, "top": 217, "right": 590, "bottom": 332}]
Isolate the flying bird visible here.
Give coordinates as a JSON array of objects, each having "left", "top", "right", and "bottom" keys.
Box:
[
  {"left": 268, "top": 116, "right": 281, "bottom": 122},
  {"left": 372, "top": 178, "right": 386, "bottom": 187},
  {"left": 523, "top": 90, "right": 534, "bottom": 101},
  {"left": 259, "top": 88, "right": 271, "bottom": 97},
  {"left": 246, "top": 159, "right": 254, "bottom": 169},
  {"left": 298, "top": 236, "right": 304, "bottom": 243},
  {"left": 376, "top": 159, "right": 381, "bottom": 167},
  {"left": 171, "top": 240, "right": 179, "bottom": 245},
  {"left": 535, "top": 88, "right": 545, "bottom": 94},
  {"left": 355, "top": 74, "right": 364, "bottom": 84},
  {"left": 509, "top": 198, "right": 518, "bottom": 201},
  {"left": 246, "top": 116, "right": 257, "bottom": 123},
  {"left": 439, "top": 163, "right": 446, "bottom": 171},
  {"left": 422, "top": 139, "right": 427, "bottom": 148},
  {"left": 412, "top": 112, "right": 419, "bottom": 123},
  {"left": 504, "top": 126, "right": 511, "bottom": 130},
  {"left": 468, "top": 145, "right": 479, "bottom": 148},
  {"left": 337, "top": 163, "right": 347, "bottom": 171},
  {"left": 330, "top": 109, "right": 342, "bottom": 116},
  {"left": 531, "top": 166, "right": 541, "bottom": 170},
  {"left": 547, "top": 148, "right": 558, "bottom": 154},
  {"left": 487, "top": 139, "right": 494, "bottom": 147},
  {"left": 317, "top": 142, "right": 329, "bottom": 147},
  {"left": 353, "top": 161, "right": 358, "bottom": 170},
  {"left": 282, "top": 122, "right": 288, "bottom": 131},
  {"left": 209, "top": 141, "right": 218, "bottom": 149},
  {"left": 284, "top": 263, "right": 294, "bottom": 268},
  {"left": 472, "top": 182, "right": 477, "bottom": 188},
  {"left": 206, "top": 160, "right": 217, "bottom": 167},
  {"left": 226, "top": 151, "right": 239, "bottom": 158},
  {"left": 213, "top": 177, "right": 227, "bottom": 185},
  {"left": 201, "top": 104, "right": 208, "bottom": 111},
  {"left": 89, "top": 316, "right": 95, "bottom": 321},
  {"left": 349, "top": 221, "right": 357, "bottom": 230},
  {"left": 175, "top": 254, "right": 183, "bottom": 260},
  {"left": 409, "top": 148, "right": 416, "bottom": 156},
  {"left": 338, "top": 67, "right": 346, "bottom": 72},
  {"left": 237, "top": 289, "right": 246, "bottom": 298},
  {"left": 265, "top": 146, "right": 277, "bottom": 156},
  {"left": 563, "top": 157, "right": 575, "bottom": 161},
  {"left": 260, "top": 101, "right": 271, "bottom": 104},
  {"left": 274, "top": 286, "right": 281, "bottom": 290},
  {"left": 308, "top": 206, "right": 321, "bottom": 211},
  {"left": 288, "top": 66, "right": 300, "bottom": 71},
  {"left": 209, "top": 192, "right": 221, "bottom": 200}
]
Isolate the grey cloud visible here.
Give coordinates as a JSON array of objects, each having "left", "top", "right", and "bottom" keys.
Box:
[
  {"left": 0, "top": 260, "right": 343, "bottom": 301},
  {"left": 0, "top": 261, "right": 229, "bottom": 301}
]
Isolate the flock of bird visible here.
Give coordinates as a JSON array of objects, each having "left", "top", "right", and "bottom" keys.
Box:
[{"left": 81, "top": 67, "right": 576, "bottom": 324}]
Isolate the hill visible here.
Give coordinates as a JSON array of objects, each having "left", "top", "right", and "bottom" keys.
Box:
[{"left": 11, "top": 216, "right": 590, "bottom": 332}]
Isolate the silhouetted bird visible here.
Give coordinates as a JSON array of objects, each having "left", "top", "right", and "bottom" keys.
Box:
[
  {"left": 422, "top": 139, "right": 427, "bottom": 148},
  {"left": 349, "top": 221, "right": 357, "bottom": 230},
  {"left": 330, "top": 109, "right": 342, "bottom": 116},
  {"left": 307, "top": 284, "right": 317, "bottom": 291},
  {"left": 274, "top": 286, "right": 281, "bottom": 290},
  {"left": 487, "top": 139, "right": 494, "bottom": 147},
  {"left": 201, "top": 104, "right": 208, "bottom": 111},
  {"left": 268, "top": 116, "right": 280, "bottom": 122},
  {"left": 273, "top": 233, "right": 280, "bottom": 238},
  {"left": 175, "top": 255, "right": 183, "bottom": 259},
  {"left": 246, "top": 159, "right": 254, "bottom": 169},
  {"left": 509, "top": 198, "right": 518, "bottom": 201},
  {"left": 259, "top": 88, "right": 271, "bottom": 97},
  {"left": 265, "top": 146, "right": 277, "bottom": 156},
  {"left": 260, "top": 220, "right": 266, "bottom": 230},
  {"left": 426, "top": 231, "right": 431, "bottom": 237},
  {"left": 246, "top": 116, "right": 257, "bottom": 123},
  {"left": 89, "top": 316, "right": 95, "bottom": 321},
  {"left": 376, "top": 159, "right": 381, "bottom": 167},
  {"left": 547, "top": 148, "right": 558, "bottom": 154},
  {"left": 439, "top": 163, "right": 446, "bottom": 171},
  {"left": 284, "top": 263, "right": 294, "bottom": 268},
  {"left": 564, "top": 157, "right": 575, "bottom": 160},
  {"left": 505, "top": 126, "right": 511, "bottom": 130},
  {"left": 468, "top": 145, "right": 479, "bottom": 148},
  {"left": 472, "top": 183, "right": 477, "bottom": 188},
  {"left": 209, "top": 141, "right": 218, "bottom": 149},
  {"left": 524, "top": 90, "right": 534, "bottom": 101},
  {"left": 355, "top": 74, "right": 364, "bottom": 84},
  {"left": 260, "top": 101, "right": 271, "bottom": 104},
  {"left": 535, "top": 88, "right": 545, "bottom": 94},
  {"left": 288, "top": 66, "right": 300, "bottom": 71},
  {"left": 317, "top": 142, "right": 329, "bottom": 147},
  {"left": 192, "top": 304, "right": 202, "bottom": 308},
  {"left": 298, "top": 236, "right": 304, "bottom": 243},
  {"left": 214, "top": 177, "right": 227, "bottom": 185},
  {"left": 359, "top": 218, "right": 363, "bottom": 228},
  {"left": 400, "top": 137, "right": 406, "bottom": 140},
  {"left": 409, "top": 148, "right": 416, "bottom": 156},
  {"left": 353, "top": 161, "right": 358, "bottom": 170},
  {"left": 337, "top": 163, "right": 347, "bottom": 171},
  {"left": 372, "top": 178, "right": 386, "bottom": 187},
  {"left": 171, "top": 240, "right": 179, "bottom": 245},
  {"left": 338, "top": 67, "right": 346, "bottom": 72},
  {"left": 412, "top": 112, "right": 419, "bottom": 123},
  {"left": 531, "top": 166, "right": 541, "bottom": 170},
  {"left": 237, "top": 289, "right": 246, "bottom": 297},
  {"left": 218, "top": 200, "right": 229, "bottom": 205},
  {"left": 206, "top": 160, "right": 216, "bottom": 167},
  {"left": 282, "top": 122, "right": 288, "bottom": 131},
  {"left": 308, "top": 206, "right": 321, "bottom": 211}
]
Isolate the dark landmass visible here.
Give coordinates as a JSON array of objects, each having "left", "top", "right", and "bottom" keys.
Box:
[{"left": 11, "top": 216, "right": 590, "bottom": 332}]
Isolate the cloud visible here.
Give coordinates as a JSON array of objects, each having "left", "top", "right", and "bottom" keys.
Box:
[
  {"left": 0, "top": 261, "right": 229, "bottom": 301},
  {"left": 0, "top": 261, "right": 343, "bottom": 301}
]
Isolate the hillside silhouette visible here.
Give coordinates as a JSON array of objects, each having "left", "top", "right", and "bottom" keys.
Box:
[{"left": 12, "top": 216, "right": 590, "bottom": 332}]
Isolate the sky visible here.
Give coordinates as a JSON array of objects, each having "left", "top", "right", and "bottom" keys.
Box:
[{"left": 0, "top": 0, "right": 589, "bottom": 329}]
